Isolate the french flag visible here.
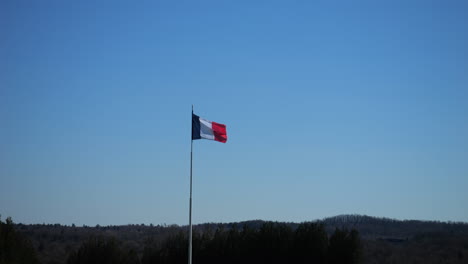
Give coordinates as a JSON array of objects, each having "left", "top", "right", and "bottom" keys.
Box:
[{"left": 192, "top": 113, "right": 227, "bottom": 143}]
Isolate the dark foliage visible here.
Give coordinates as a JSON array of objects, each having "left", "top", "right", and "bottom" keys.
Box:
[
  {"left": 8, "top": 214, "right": 468, "bottom": 264},
  {"left": 142, "top": 222, "right": 360, "bottom": 264},
  {"left": 0, "top": 216, "right": 40, "bottom": 264},
  {"left": 328, "top": 228, "right": 361, "bottom": 264},
  {"left": 66, "top": 236, "right": 139, "bottom": 264}
]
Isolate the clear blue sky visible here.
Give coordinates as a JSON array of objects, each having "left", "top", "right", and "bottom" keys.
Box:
[{"left": 1, "top": 0, "right": 467, "bottom": 226}]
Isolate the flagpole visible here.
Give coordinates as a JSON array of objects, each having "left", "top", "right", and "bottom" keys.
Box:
[{"left": 188, "top": 105, "right": 193, "bottom": 264}]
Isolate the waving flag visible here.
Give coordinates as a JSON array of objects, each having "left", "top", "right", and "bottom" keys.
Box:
[{"left": 192, "top": 113, "right": 227, "bottom": 143}]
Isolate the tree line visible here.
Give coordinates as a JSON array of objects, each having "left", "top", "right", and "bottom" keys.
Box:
[
  {"left": 67, "top": 222, "right": 361, "bottom": 264},
  {"left": 10, "top": 214, "right": 468, "bottom": 263},
  {"left": 0, "top": 216, "right": 40, "bottom": 264}
]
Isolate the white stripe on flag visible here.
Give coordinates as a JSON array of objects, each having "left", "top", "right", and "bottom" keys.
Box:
[{"left": 199, "top": 118, "right": 214, "bottom": 140}]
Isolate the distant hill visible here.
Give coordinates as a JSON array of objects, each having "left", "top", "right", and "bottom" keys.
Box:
[
  {"left": 198, "top": 214, "right": 468, "bottom": 238},
  {"left": 322, "top": 214, "right": 468, "bottom": 238},
  {"left": 12, "top": 214, "right": 468, "bottom": 264}
]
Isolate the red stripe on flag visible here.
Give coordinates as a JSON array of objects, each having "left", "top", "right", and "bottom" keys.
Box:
[{"left": 212, "top": 122, "right": 227, "bottom": 143}]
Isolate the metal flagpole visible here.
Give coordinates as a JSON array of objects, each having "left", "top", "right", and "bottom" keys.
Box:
[{"left": 188, "top": 105, "right": 193, "bottom": 264}]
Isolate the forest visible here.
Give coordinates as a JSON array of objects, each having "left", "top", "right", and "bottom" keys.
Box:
[{"left": 2, "top": 214, "right": 468, "bottom": 264}]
